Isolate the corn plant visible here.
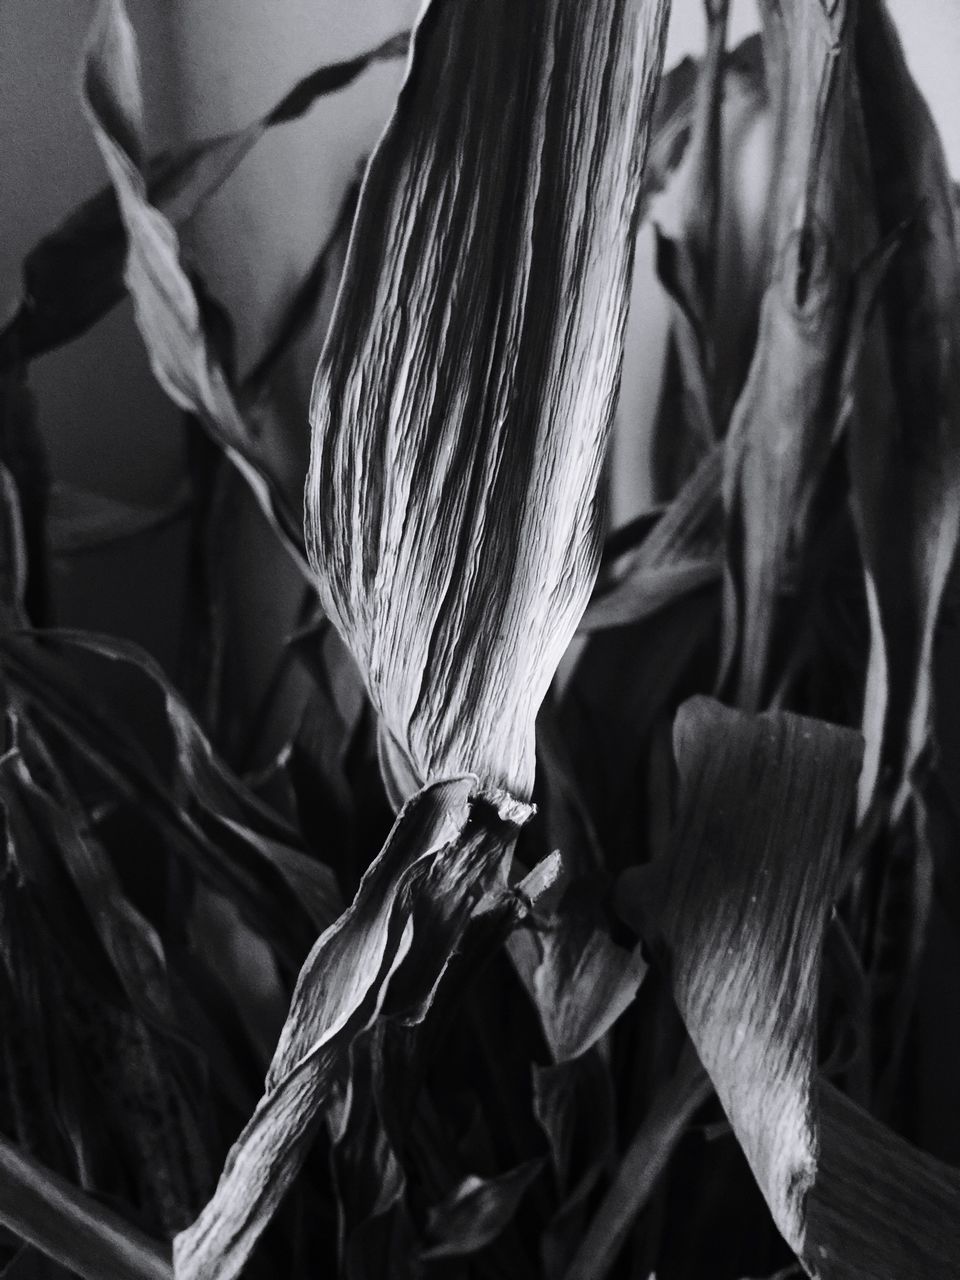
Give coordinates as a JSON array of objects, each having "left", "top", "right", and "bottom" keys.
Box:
[{"left": 2, "top": 0, "right": 960, "bottom": 1277}]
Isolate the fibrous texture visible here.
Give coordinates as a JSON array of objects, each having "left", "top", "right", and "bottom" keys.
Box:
[{"left": 307, "top": 0, "right": 672, "bottom": 804}]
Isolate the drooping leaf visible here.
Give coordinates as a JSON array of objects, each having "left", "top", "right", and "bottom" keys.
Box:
[
  {"left": 0, "top": 463, "right": 29, "bottom": 627},
  {"left": 0, "top": 365, "right": 48, "bottom": 625},
  {"left": 47, "top": 479, "right": 192, "bottom": 557},
  {"left": 619, "top": 697, "right": 960, "bottom": 1276},
  {"left": 240, "top": 178, "right": 362, "bottom": 414},
  {"left": 306, "top": 0, "right": 673, "bottom": 805},
  {"left": 582, "top": 444, "right": 723, "bottom": 632},
  {"left": 80, "top": 0, "right": 308, "bottom": 571},
  {"left": 637, "top": 33, "right": 766, "bottom": 235},
  {"left": 0, "top": 730, "right": 216, "bottom": 1235},
  {"left": 0, "top": 31, "right": 407, "bottom": 371},
  {"left": 650, "top": 0, "right": 731, "bottom": 480},
  {"left": 0, "top": 737, "right": 176, "bottom": 1036},
  {"left": 562, "top": 584, "right": 719, "bottom": 868}
]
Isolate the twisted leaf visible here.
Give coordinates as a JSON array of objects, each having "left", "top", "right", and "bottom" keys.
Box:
[{"left": 173, "top": 781, "right": 533, "bottom": 1280}]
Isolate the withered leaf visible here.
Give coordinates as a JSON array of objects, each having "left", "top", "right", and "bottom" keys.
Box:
[
  {"left": 173, "top": 780, "right": 532, "bottom": 1280},
  {"left": 306, "top": 0, "right": 673, "bottom": 804}
]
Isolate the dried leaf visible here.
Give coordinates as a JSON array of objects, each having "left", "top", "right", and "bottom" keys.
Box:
[
  {"left": 619, "top": 697, "right": 960, "bottom": 1276},
  {"left": 306, "top": 0, "right": 673, "bottom": 804},
  {"left": 173, "top": 781, "right": 531, "bottom": 1280}
]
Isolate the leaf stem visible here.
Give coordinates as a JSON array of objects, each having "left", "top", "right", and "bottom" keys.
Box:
[{"left": 0, "top": 1133, "right": 173, "bottom": 1280}]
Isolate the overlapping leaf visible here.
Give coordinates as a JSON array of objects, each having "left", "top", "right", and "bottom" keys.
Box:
[{"left": 511, "top": 883, "right": 647, "bottom": 1065}]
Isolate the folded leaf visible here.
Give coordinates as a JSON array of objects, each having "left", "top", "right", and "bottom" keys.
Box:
[
  {"left": 81, "top": 0, "right": 307, "bottom": 570},
  {"left": 619, "top": 697, "right": 960, "bottom": 1276},
  {"left": 306, "top": 0, "right": 673, "bottom": 804},
  {"left": 720, "top": 0, "right": 874, "bottom": 708}
]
